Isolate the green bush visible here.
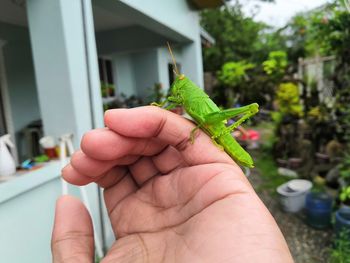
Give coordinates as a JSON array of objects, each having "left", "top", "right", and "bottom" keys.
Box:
[
  {"left": 262, "top": 51, "right": 288, "bottom": 78},
  {"left": 217, "top": 61, "right": 255, "bottom": 87},
  {"left": 217, "top": 61, "right": 255, "bottom": 107},
  {"left": 275, "top": 82, "right": 303, "bottom": 117}
]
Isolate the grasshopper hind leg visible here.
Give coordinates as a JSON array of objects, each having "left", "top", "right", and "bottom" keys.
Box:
[
  {"left": 189, "top": 124, "right": 224, "bottom": 151},
  {"left": 210, "top": 136, "right": 224, "bottom": 151},
  {"left": 189, "top": 124, "right": 203, "bottom": 144},
  {"left": 190, "top": 126, "right": 199, "bottom": 144}
]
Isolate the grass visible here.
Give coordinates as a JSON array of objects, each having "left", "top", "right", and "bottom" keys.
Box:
[
  {"left": 251, "top": 121, "right": 289, "bottom": 194},
  {"left": 330, "top": 230, "right": 350, "bottom": 263},
  {"left": 254, "top": 151, "right": 289, "bottom": 195}
]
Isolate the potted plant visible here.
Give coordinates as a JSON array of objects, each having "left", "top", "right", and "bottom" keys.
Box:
[
  {"left": 340, "top": 186, "right": 350, "bottom": 208},
  {"left": 276, "top": 158, "right": 288, "bottom": 168},
  {"left": 335, "top": 206, "right": 350, "bottom": 239},
  {"left": 101, "top": 82, "right": 108, "bottom": 98},
  {"left": 339, "top": 153, "right": 350, "bottom": 184},
  {"left": 107, "top": 84, "right": 115, "bottom": 96},
  {"left": 315, "top": 152, "right": 330, "bottom": 164},
  {"left": 305, "top": 190, "right": 333, "bottom": 229},
  {"left": 288, "top": 157, "right": 302, "bottom": 170}
]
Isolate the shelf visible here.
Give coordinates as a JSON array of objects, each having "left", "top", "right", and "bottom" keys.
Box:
[
  {"left": 102, "top": 97, "right": 116, "bottom": 104},
  {"left": 0, "top": 160, "right": 61, "bottom": 204}
]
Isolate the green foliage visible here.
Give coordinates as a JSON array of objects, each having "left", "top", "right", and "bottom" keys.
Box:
[
  {"left": 254, "top": 151, "right": 289, "bottom": 194},
  {"left": 101, "top": 82, "right": 115, "bottom": 98},
  {"left": 200, "top": 5, "right": 266, "bottom": 71},
  {"left": 271, "top": 111, "right": 282, "bottom": 124},
  {"left": 217, "top": 61, "right": 255, "bottom": 87},
  {"left": 330, "top": 230, "right": 350, "bottom": 263},
  {"left": 262, "top": 51, "right": 288, "bottom": 77},
  {"left": 200, "top": 2, "right": 290, "bottom": 108},
  {"left": 307, "top": 105, "right": 332, "bottom": 123},
  {"left": 339, "top": 154, "right": 350, "bottom": 186},
  {"left": 275, "top": 82, "right": 303, "bottom": 117},
  {"left": 310, "top": 5, "right": 350, "bottom": 57},
  {"left": 339, "top": 186, "right": 350, "bottom": 203},
  {"left": 147, "top": 83, "right": 165, "bottom": 104},
  {"left": 252, "top": 121, "right": 288, "bottom": 193}
]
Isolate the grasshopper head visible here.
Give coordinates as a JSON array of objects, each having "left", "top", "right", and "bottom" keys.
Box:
[{"left": 168, "top": 74, "right": 187, "bottom": 104}]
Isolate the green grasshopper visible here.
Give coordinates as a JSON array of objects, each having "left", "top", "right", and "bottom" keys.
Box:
[{"left": 154, "top": 44, "right": 259, "bottom": 168}]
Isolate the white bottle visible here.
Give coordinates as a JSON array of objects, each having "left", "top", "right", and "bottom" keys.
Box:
[{"left": 0, "top": 134, "right": 16, "bottom": 177}]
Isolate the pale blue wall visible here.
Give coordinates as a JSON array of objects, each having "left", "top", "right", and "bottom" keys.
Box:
[
  {"left": 95, "top": 0, "right": 204, "bottom": 94},
  {"left": 0, "top": 163, "right": 102, "bottom": 263},
  {"left": 112, "top": 44, "right": 203, "bottom": 101},
  {"left": 120, "top": 0, "right": 204, "bottom": 88},
  {"left": 96, "top": 26, "right": 168, "bottom": 55},
  {"left": 112, "top": 53, "right": 137, "bottom": 97},
  {"left": 27, "top": 0, "right": 92, "bottom": 143},
  {"left": 132, "top": 49, "right": 159, "bottom": 98},
  {"left": 0, "top": 22, "right": 41, "bottom": 160},
  {"left": 113, "top": 49, "right": 159, "bottom": 100},
  {"left": 112, "top": 43, "right": 204, "bottom": 102},
  {"left": 157, "top": 46, "right": 183, "bottom": 92},
  {"left": 119, "top": 0, "right": 198, "bottom": 41}
]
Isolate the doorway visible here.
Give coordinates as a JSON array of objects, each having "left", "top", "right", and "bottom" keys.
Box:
[
  {"left": 0, "top": 86, "right": 6, "bottom": 136},
  {"left": 168, "top": 63, "right": 182, "bottom": 87},
  {"left": 0, "top": 40, "right": 18, "bottom": 164}
]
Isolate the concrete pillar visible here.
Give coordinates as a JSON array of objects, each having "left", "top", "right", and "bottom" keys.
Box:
[
  {"left": 181, "top": 19, "right": 204, "bottom": 89},
  {"left": 27, "top": 0, "right": 103, "bottom": 147},
  {"left": 26, "top": 0, "right": 106, "bottom": 253}
]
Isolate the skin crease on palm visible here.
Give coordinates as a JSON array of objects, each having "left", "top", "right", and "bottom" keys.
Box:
[{"left": 52, "top": 106, "right": 294, "bottom": 263}]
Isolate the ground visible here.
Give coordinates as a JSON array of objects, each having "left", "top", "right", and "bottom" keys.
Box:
[
  {"left": 247, "top": 122, "right": 333, "bottom": 263},
  {"left": 249, "top": 164, "right": 333, "bottom": 263}
]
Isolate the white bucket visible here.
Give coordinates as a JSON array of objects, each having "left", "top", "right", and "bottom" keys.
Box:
[{"left": 277, "top": 179, "right": 313, "bottom": 213}]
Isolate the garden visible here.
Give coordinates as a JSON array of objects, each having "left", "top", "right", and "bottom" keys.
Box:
[{"left": 199, "top": 1, "right": 350, "bottom": 262}]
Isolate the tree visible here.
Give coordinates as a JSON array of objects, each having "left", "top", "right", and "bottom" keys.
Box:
[
  {"left": 200, "top": 4, "right": 266, "bottom": 71},
  {"left": 217, "top": 61, "right": 255, "bottom": 106}
]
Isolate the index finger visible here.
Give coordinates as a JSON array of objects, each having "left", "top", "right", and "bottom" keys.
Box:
[{"left": 104, "top": 106, "right": 235, "bottom": 166}]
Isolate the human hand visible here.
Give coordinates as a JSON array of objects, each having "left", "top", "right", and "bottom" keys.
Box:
[{"left": 53, "top": 106, "right": 293, "bottom": 262}]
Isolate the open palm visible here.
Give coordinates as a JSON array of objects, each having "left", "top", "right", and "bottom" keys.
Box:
[{"left": 53, "top": 106, "right": 293, "bottom": 263}]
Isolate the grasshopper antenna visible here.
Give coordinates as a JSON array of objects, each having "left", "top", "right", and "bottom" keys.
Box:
[{"left": 167, "top": 42, "right": 179, "bottom": 76}]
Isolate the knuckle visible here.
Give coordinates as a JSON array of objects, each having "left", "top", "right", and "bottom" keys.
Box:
[{"left": 174, "top": 133, "right": 192, "bottom": 152}]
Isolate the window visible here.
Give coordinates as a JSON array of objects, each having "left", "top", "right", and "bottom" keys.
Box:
[
  {"left": 0, "top": 87, "right": 6, "bottom": 136},
  {"left": 98, "top": 58, "right": 116, "bottom": 110},
  {"left": 98, "top": 58, "right": 114, "bottom": 84},
  {"left": 168, "top": 63, "right": 181, "bottom": 87}
]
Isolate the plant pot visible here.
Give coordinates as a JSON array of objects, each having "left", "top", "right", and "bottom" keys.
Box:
[
  {"left": 335, "top": 207, "right": 350, "bottom": 238},
  {"left": 288, "top": 158, "right": 302, "bottom": 170},
  {"left": 44, "top": 147, "right": 58, "bottom": 159},
  {"left": 276, "top": 158, "right": 288, "bottom": 168},
  {"left": 324, "top": 185, "right": 339, "bottom": 200},
  {"left": 316, "top": 152, "right": 330, "bottom": 164},
  {"left": 277, "top": 179, "right": 313, "bottom": 213},
  {"left": 305, "top": 192, "right": 333, "bottom": 229},
  {"left": 107, "top": 87, "right": 115, "bottom": 96}
]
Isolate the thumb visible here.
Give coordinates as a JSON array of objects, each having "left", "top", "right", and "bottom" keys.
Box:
[{"left": 52, "top": 195, "right": 95, "bottom": 263}]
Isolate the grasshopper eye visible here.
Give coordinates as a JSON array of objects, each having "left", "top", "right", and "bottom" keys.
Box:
[{"left": 179, "top": 74, "right": 185, "bottom": 80}]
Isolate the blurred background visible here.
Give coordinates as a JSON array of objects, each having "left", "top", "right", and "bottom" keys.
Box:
[{"left": 0, "top": 0, "right": 349, "bottom": 262}]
